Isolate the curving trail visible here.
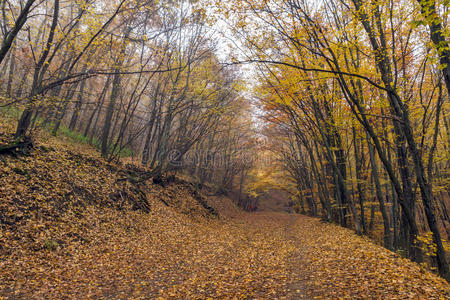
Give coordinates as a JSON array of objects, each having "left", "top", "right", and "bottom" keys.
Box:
[{"left": 1, "top": 211, "right": 449, "bottom": 299}]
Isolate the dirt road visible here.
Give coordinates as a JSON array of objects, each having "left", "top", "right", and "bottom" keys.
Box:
[{"left": 1, "top": 211, "right": 449, "bottom": 299}]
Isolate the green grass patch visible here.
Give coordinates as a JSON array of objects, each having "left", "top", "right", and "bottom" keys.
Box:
[
  {"left": 57, "top": 124, "right": 134, "bottom": 158},
  {"left": 0, "top": 105, "right": 21, "bottom": 119}
]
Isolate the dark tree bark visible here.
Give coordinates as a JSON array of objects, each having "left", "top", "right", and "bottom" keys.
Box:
[
  {"left": 84, "top": 76, "right": 111, "bottom": 138},
  {"left": 367, "top": 133, "right": 392, "bottom": 249},
  {"left": 100, "top": 27, "right": 130, "bottom": 157},
  {"left": 15, "top": 0, "right": 59, "bottom": 138},
  {"left": 68, "top": 77, "right": 88, "bottom": 131},
  {"left": 353, "top": 127, "right": 368, "bottom": 235},
  {"left": 416, "top": 0, "right": 450, "bottom": 96},
  {"left": 6, "top": 40, "right": 15, "bottom": 96},
  {"left": 0, "top": 0, "right": 35, "bottom": 65}
]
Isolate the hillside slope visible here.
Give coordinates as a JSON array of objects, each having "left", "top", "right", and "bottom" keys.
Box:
[{"left": 0, "top": 117, "right": 222, "bottom": 254}]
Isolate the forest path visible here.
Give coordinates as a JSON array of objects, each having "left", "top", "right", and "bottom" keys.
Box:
[{"left": 2, "top": 212, "right": 449, "bottom": 299}]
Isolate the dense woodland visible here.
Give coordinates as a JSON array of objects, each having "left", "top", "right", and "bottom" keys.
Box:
[
  {"left": 0, "top": 0, "right": 449, "bottom": 283},
  {"left": 0, "top": 0, "right": 255, "bottom": 194}
]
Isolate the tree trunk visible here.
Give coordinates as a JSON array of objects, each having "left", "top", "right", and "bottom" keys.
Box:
[
  {"left": 15, "top": 0, "right": 59, "bottom": 138},
  {"left": 6, "top": 41, "right": 15, "bottom": 97},
  {"left": 367, "top": 133, "right": 392, "bottom": 249},
  {"left": 100, "top": 27, "right": 130, "bottom": 157},
  {"left": 0, "top": 0, "right": 35, "bottom": 65}
]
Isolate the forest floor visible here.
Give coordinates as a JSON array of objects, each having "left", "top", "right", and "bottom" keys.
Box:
[
  {"left": 1, "top": 114, "right": 450, "bottom": 299},
  {"left": 1, "top": 210, "right": 449, "bottom": 299}
]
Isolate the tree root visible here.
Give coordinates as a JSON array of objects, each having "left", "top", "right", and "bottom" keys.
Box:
[{"left": 0, "top": 136, "right": 33, "bottom": 156}]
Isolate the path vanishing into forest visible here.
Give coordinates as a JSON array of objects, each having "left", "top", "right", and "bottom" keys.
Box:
[
  {"left": 2, "top": 210, "right": 449, "bottom": 299},
  {"left": 1, "top": 0, "right": 450, "bottom": 297}
]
